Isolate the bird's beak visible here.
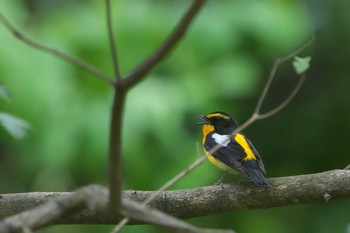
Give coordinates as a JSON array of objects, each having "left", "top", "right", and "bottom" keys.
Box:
[{"left": 195, "top": 114, "right": 210, "bottom": 125}]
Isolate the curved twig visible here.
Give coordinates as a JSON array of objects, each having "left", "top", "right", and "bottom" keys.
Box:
[
  {"left": 258, "top": 73, "right": 306, "bottom": 120},
  {"left": 121, "top": 0, "right": 205, "bottom": 89},
  {"left": 0, "top": 11, "right": 114, "bottom": 85},
  {"left": 105, "top": 0, "right": 121, "bottom": 79},
  {"left": 254, "top": 35, "right": 314, "bottom": 115}
]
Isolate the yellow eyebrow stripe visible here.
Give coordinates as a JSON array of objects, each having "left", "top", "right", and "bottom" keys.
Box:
[
  {"left": 206, "top": 113, "right": 230, "bottom": 120},
  {"left": 235, "top": 134, "right": 256, "bottom": 161}
]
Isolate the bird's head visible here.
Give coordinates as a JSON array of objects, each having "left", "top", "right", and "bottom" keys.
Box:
[{"left": 196, "top": 111, "right": 238, "bottom": 134}]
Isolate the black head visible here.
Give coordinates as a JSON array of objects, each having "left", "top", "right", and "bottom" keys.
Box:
[{"left": 197, "top": 111, "right": 238, "bottom": 134}]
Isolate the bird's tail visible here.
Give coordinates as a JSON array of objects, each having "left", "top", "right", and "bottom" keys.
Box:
[{"left": 242, "top": 160, "right": 269, "bottom": 185}]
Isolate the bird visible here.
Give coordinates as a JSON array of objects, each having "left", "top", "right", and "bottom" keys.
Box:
[{"left": 197, "top": 111, "right": 268, "bottom": 185}]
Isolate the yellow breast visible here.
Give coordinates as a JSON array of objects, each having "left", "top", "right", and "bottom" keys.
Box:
[{"left": 205, "top": 151, "right": 238, "bottom": 174}]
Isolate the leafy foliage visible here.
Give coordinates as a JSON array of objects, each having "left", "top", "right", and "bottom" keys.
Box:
[
  {"left": 0, "top": 112, "right": 30, "bottom": 139},
  {"left": 293, "top": 56, "right": 311, "bottom": 74},
  {"left": 0, "top": 84, "right": 30, "bottom": 139},
  {"left": 0, "top": 85, "right": 10, "bottom": 102}
]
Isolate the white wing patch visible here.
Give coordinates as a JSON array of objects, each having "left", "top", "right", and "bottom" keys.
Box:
[{"left": 212, "top": 133, "right": 230, "bottom": 147}]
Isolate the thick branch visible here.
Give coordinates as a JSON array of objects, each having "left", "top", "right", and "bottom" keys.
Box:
[
  {"left": 109, "top": 0, "right": 205, "bottom": 225},
  {"left": 0, "top": 185, "right": 107, "bottom": 233},
  {"left": 0, "top": 185, "right": 232, "bottom": 233},
  {"left": 1, "top": 170, "right": 349, "bottom": 224},
  {"left": 108, "top": 89, "right": 125, "bottom": 212}
]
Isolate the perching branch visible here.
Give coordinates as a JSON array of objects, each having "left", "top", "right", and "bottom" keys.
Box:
[
  {"left": 1, "top": 170, "right": 349, "bottom": 226},
  {"left": 130, "top": 169, "right": 350, "bottom": 218},
  {"left": 0, "top": 11, "right": 114, "bottom": 85}
]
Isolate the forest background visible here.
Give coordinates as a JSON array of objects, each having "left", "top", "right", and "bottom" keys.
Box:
[{"left": 0, "top": 0, "right": 349, "bottom": 233}]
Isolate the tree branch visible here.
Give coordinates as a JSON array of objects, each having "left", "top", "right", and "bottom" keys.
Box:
[
  {"left": 258, "top": 73, "right": 306, "bottom": 120},
  {"left": 0, "top": 185, "right": 107, "bottom": 233},
  {"left": 0, "top": 185, "right": 233, "bottom": 233},
  {"left": 1, "top": 170, "right": 349, "bottom": 225},
  {"left": 121, "top": 199, "right": 234, "bottom": 233},
  {"left": 108, "top": 0, "right": 206, "bottom": 223},
  {"left": 112, "top": 155, "right": 207, "bottom": 232},
  {"left": 120, "top": 0, "right": 205, "bottom": 89},
  {"left": 105, "top": 0, "right": 121, "bottom": 79},
  {"left": 0, "top": 11, "right": 114, "bottom": 85},
  {"left": 108, "top": 89, "right": 125, "bottom": 213},
  {"left": 253, "top": 35, "right": 314, "bottom": 115}
]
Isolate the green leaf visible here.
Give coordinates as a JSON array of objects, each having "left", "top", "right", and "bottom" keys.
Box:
[
  {"left": 292, "top": 56, "right": 311, "bottom": 75},
  {"left": 0, "top": 112, "right": 31, "bottom": 139},
  {"left": 0, "top": 85, "right": 11, "bottom": 102}
]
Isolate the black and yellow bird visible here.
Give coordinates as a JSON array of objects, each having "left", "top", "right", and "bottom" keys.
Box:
[{"left": 197, "top": 111, "right": 268, "bottom": 185}]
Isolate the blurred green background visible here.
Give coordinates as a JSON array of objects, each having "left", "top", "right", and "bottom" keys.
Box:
[{"left": 1, "top": 0, "right": 350, "bottom": 232}]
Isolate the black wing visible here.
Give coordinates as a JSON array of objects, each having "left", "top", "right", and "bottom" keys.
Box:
[
  {"left": 245, "top": 136, "right": 266, "bottom": 173},
  {"left": 204, "top": 132, "right": 268, "bottom": 185}
]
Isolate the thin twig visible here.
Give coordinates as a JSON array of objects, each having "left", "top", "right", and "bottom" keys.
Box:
[
  {"left": 254, "top": 35, "right": 314, "bottom": 115},
  {"left": 258, "top": 73, "right": 306, "bottom": 120},
  {"left": 122, "top": 199, "right": 234, "bottom": 233},
  {"left": 21, "top": 227, "right": 33, "bottom": 233},
  {"left": 144, "top": 156, "right": 207, "bottom": 205},
  {"left": 105, "top": 0, "right": 121, "bottom": 79},
  {"left": 279, "top": 35, "right": 315, "bottom": 63},
  {"left": 253, "top": 57, "right": 281, "bottom": 115},
  {"left": 112, "top": 218, "right": 128, "bottom": 233},
  {"left": 195, "top": 142, "right": 202, "bottom": 158},
  {"left": 121, "top": 0, "right": 205, "bottom": 89},
  {"left": 0, "top": 11, "right": 114, "bottom": 85}
]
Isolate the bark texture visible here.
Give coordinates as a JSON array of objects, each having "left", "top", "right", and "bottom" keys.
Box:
[{"left": 0, "top": 169, "right": 349, "bottom": 224}]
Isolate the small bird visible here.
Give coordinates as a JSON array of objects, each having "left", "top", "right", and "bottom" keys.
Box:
[{"left": 197, "top": 111, "right": 268, "bottom": 185}]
